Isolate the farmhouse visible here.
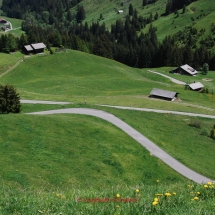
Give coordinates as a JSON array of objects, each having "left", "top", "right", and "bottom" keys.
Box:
[
  {"left": 0, "top": 18, "right": 7, "bottom": 24},
  {"left": 23, "top": 43, "right": 46, "bottom": 54},
  {"left": 171, "top": 64, "right": 198, "bottom": 76},
  {"left": 149, "top": 88, "right": 179, "bottom": 101},
  {"left": 189, "top": 82, "right": 204, "bottom": 91}
]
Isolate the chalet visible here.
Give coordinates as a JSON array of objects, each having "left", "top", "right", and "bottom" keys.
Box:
[
  {"left": 149, "top": 88, "right": 179, "bottom": 101},
  {"left": 171, "top": 64, "right": 198, "bottom": 76},
  {"left": 0, "top": 18, "right": 7, "bottom": 24},
  {"left": 23, "top": 43, "right": 46, "bottom": 54},
  {"left": 189, "top": 82, "right": 204, "bottom": 91}
]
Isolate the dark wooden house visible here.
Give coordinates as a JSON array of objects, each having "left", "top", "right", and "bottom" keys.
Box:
[
  {"left": 171, "top": 64, "right": 198, "bottom": 76},
  {"left": 149, "top": 88, "right": 179, "bottom": 101},
  {"left": 0, "top": 18, "right": 7, "bottom": 24}
]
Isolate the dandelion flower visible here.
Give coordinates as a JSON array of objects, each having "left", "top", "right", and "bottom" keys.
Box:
[
  {"left": 136, "top": 189, "right": 140, "bottom": 193},
  {"left": 197, "top": 192, "right": 200, "bottom": 195},
  {"left": 116, "top": 205, "right": 120, "bottom": 208},
  {"left": 173, "top": 192, "right": 176, "bottom": 195},
  {"left": 208, "top": 182, "right": 213, "bottom": 185},
  {"left": 209, "top": 185, "right": 214, "bottom": 189},
  {"left": 154, "top": 198, "right": 159, "bottom": 202},
  {"left": 193, "top": 196, "right": 199, "bottom": 200},
  {"left": 56, "top": 193, "right": 61, "bottom": 197},
  {"left": 152, "top": 201, "right": 159, "bottom": 206},
  {"left": 165, "top": 192, "right": 171, "bottom": 197},
  {"left": 116, "top": 194, "right": 120, "bottom": 198},
  {"left": 156, "top": 180, "right": 160, "bottom": 183},
  {"left": 204, "top": 185, "right": 208, "bottom": 188}
]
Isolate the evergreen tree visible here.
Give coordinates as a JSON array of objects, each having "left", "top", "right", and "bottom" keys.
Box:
[
  {"left": 129, "top": 4, "right": 134, "bottom": 16},
  {"left": 0, "top": 84, "right": 21, "bottom": 114}
]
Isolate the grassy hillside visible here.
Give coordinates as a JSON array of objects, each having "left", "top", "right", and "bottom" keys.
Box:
[
  {"left": 82, "top": 0, "right": 215, "bottom": 45},
  {"left": 0, "top": 111, "right": 184, "bottom": 189},
  {"left": 1, "top": 50, "right": 215, "bottom": 114},
  {"left": 0, "top": 52, "right": 23, "bottom": 75}
]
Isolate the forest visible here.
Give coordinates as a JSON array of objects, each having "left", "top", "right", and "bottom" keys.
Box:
[{"left": 1, "top": 0, "right": 215, "bottom": 70}]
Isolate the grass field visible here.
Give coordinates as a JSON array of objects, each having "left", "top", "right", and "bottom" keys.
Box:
[
  {"left": 0, "top": 50, "right": 215, "bottom": 213},
  {"left": 1, "top": 50, "right": 215, "bottom": 115},
  {"left": 0, "top": 109, "right": 184, "bottom": 189}
]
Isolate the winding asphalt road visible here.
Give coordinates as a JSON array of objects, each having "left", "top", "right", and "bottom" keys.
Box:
[{"left": 27, "top": 107, "right": 213, "bottom": 184}]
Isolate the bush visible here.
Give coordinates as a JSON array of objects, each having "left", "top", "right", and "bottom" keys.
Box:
[
  {"left": 0, "top": 84, "right": 21, "bottom": 114},
  {"left": 189, "top": 119, "right": 201, "bottom": 129}
]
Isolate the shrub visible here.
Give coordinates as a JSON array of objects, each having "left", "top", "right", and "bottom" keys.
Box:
[{"left": 189, "top": 119, "right": 201, "bottom": 129}]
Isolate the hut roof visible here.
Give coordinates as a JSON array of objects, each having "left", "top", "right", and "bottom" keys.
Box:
[
  {"left": 31, "top": 43, "right": 46, "bottom": 50},
  {"left": 180, "top": 64, "right": 198, "bottom": 76},
  {"left": 189, "top": 82, "right": 204, "bottom": 90},
  {"left": 24, "top": 45, "right": 33, "bottom": 51},
  {"left": 150, "top": 88, "right": 178, "bottom": 99}
]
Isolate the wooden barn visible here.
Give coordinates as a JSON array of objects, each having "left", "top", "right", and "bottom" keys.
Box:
[
  {"left": 149, "top": 88, "right": 179, "bottom": 101},
  {"left": 171, "top": 64, "right": 198, "bottom": 76},
  {"left": 189, "top": 82, "right": 204, "bottom": 91},
  {"left": 23, "top": 43, "right": 46, "bottom": 54}
]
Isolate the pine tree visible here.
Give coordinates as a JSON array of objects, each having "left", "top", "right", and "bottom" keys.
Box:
[{"left": 0, "top": 84, "right": 21, "bottom": 114}]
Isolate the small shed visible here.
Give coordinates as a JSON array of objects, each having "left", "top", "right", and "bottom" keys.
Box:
[
  {"left": 23, "top": 43, "right": 46, "bottom": 54},
  {"left": 189, "top": 82, "right": 204, "bottom": 91},
  {"left": 171, "top": 64, "right": 198, "bottom": 76},
  {"left": 118, "top": 10, "right": 123, "bottom": 14},
  {"left": 149, "top": 88, "right": 179, "bottom": 101}
]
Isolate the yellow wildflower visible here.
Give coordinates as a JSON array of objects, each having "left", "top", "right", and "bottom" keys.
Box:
[
  {"left": 154, "top": 198, "right": 159, "bottom": 202},
  {"left": 204, "top": 185, "right": 208, "bottom": 188},
  {"left": 173, "top": 192, "right": 176, "bottom": 195},
  {"left": 156, "top": 194, "right": 163, "bottom": 196},
  {"left": 208, "top": 182, "right": 213, "bottom": 185},
  {"left": 152, "top": 201, "right": 159, "bottom": 206},
  {"left": 56, "top": 193, "right": 61, "bottom": 197},
  {"left": 197, "top": 192, "right": 200, "bottom": 195},
  {"left": 193, "top": 196, "right": 199, "bottom": 200},
  {"left": 116, "top": 205, "right": 120, "bottom": 208},
  {"left": 165, "top": 192, "right": 171, "bottom": 197},
  {"left": 156, "top": 180, "right": 160, "bottom": 183},
  {"left": 136, "top": 189, "right": 140, "bottom": 193},
  {"left": 116, "top": 194, "right": 120, "bottom": 198}
]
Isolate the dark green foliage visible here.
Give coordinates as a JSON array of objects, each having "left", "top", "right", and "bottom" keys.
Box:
[
  {"left": 0, "top": 84, "right": 21, "bottom": 114},
  {"left": 202, "top": 63, "right": 209, "bottom": 75},
  {"left": 189, "top": 119, "right": 201, "bottom": 129},
  {"left": 76, "top": 5, "right": 86, "bottom": 23},
  {"left": 210, "top": 129, "right": 215, "bottom": 140}
]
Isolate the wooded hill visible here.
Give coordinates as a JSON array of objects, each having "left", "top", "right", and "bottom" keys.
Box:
[{"left": 1, "top": 0, "right": 215, "bottom": 70}]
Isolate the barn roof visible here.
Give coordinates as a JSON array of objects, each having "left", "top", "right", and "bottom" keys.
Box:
[
  {"left": 31, "top": 43, "right": 46, "bottom": 50},
  {"left": 150, "top": 88, "right": 178, "bottom": 99},
  {"left": 180, "top": 64, "right": 198, "bottom": 75},
  {"left": 24, "top": 45, "right": 33, "bottom": 51},
  {"left": 189, "top": 82, "right": 204, "bottom": 90}
]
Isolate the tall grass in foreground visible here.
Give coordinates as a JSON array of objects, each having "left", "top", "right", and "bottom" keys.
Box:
[{"left": 0, "top": 181, "right": 214, "bottom": 214}]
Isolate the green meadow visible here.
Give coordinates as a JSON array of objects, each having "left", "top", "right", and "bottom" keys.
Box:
[
  {"left": 1, "top": 50, "right": 215, "bottom": 114},
  {"left": 0, "top": 50, "right": 215, "bottom": 213}
]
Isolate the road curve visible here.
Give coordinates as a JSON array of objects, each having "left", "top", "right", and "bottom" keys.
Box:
[
  {"left": 148, "top": 70, "right": 186, "bottom": 85},
  {"left": 27, "top": 108, "right": 212, "bottom": 184}
]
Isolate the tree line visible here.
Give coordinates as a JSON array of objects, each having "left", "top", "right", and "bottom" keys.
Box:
[{"left": 1, "top": 0, "right": 215, "bottom": 70}]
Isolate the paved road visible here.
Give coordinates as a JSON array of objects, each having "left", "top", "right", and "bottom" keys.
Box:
[
  {"left": 27, "top": 108, "right": 212, "bottom": 184},
  {"left": 21, "top": 99, "right": 71, "bottom": 105},
  {"left": 148, "top": 70, "right": 186, "bottom": 85},
  {"left": 98, "top": 105, "right": 215, "bottom": 119}
]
